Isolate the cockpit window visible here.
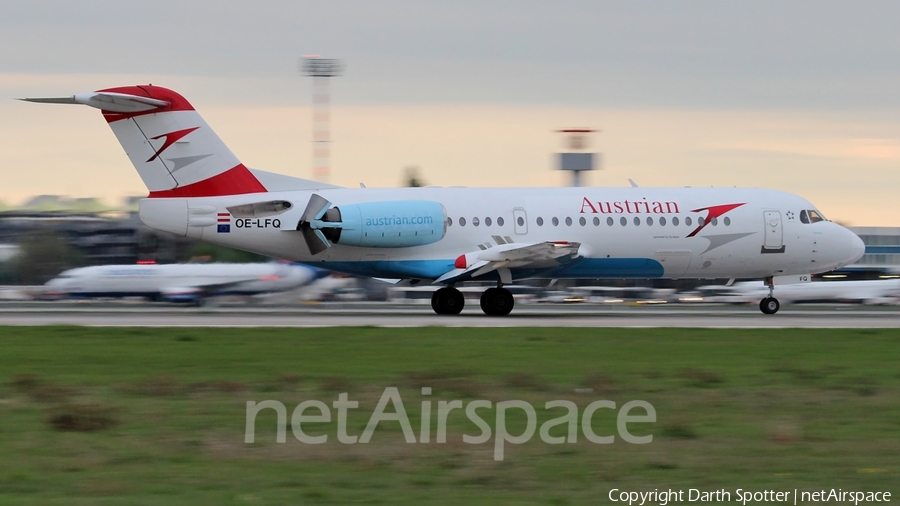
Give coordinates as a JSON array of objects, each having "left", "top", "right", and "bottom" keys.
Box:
[{"left": 800, "top": 209, "right": 825, "bottom": 224}]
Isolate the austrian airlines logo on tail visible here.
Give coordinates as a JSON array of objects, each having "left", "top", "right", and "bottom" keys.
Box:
[{"left": 146, "top": 127, "right": 200, "bottom": 162}]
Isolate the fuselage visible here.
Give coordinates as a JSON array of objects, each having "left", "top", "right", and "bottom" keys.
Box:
[{"left": 143, "top": 186, "right": 865, "bottom": 283}]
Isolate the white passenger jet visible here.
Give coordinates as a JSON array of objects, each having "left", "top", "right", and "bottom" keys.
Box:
[
  {"left": 44, "top": 262, "right": 323, "bottom": 304},
  {"left": 23, "top": 85, "right": 865, "bottom": 315}
]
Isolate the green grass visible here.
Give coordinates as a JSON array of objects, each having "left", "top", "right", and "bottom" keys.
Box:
[{"left": 0, "top": 326, "right": 898, "bottom": 505}]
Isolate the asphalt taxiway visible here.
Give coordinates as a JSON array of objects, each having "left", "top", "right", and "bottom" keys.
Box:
[{"left": 0, "top": 303, "right": 897, "bottom": 328}]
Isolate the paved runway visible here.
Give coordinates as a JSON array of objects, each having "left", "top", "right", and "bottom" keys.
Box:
[{"left": 0, "top": 303, "right": 897, "bottom": 328}]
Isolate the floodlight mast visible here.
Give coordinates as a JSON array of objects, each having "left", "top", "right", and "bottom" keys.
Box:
[{"left": 301, "top": 56, "right": 344, "bottom": 182}]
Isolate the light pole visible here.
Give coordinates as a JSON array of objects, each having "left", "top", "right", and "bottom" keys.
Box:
[{"left": 301, "top": 56, "right": 344, "bottom": 182}]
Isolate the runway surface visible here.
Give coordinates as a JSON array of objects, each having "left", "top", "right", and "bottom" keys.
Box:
[{"left": 0, "top": 302, "right": 898, "bottom": 328}]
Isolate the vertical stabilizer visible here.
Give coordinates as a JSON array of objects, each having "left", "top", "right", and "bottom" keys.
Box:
[{"left": 23, "top": 85, "right": 267, "bottom": 197}]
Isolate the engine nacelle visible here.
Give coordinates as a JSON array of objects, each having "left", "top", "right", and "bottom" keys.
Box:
[{"left": 319, "top": 200, "right": 447, "bottom": 248}]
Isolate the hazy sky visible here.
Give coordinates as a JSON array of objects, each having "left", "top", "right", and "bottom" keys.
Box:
[{"left": 1, "top": 1, "right": 898, "bottom": 225}]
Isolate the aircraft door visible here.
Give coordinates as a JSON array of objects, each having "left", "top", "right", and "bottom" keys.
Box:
[
  {"left": 762, "top": 210, "right": 785, "bottom": 253},
  {"left": 513, "top": 207, "right": 528, "bottom": 235}
]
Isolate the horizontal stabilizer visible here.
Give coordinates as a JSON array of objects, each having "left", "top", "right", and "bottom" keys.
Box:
[{"left": 20, "top": 92, "right": 169, "bottom": 113}]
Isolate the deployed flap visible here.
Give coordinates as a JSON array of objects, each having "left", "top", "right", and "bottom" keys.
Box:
[{"left": 435, "top": 241, "right": 582, "bottom": 284}]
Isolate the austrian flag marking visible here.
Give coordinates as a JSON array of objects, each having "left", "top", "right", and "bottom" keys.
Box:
[{"left": 217, "top": 212, "right": 231, "bottom": 233}]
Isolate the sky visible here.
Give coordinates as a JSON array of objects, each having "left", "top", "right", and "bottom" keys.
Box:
[{"left": 1, "top": 0, "right": 898, "bottom": 225}]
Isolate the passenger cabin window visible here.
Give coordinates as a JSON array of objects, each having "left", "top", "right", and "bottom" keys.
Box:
[
  {"left": 485, "top": 217, "right": 492, "bottom": 226},
  {"left": 497, "top": 217, "right": 505, "bottom": 226}
]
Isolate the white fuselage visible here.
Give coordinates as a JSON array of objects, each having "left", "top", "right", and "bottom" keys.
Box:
[{"left": 140, "top": 186, "right": 865, "bottom": 283}]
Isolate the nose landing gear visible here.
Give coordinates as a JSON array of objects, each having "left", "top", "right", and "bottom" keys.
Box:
[
  {"left": 759, "top": 277, "right": 780, "bottom": 314},
  {"left": 759, "top": 296, "right": 780, "bottom": 314}
]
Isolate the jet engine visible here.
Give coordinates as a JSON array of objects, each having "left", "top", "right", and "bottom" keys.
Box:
[{"left": 297, "top": 194, "right": 446, "bottom": 254}]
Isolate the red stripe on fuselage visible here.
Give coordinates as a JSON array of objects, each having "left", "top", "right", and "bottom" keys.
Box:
[{"left": 148, "top": 164, "right": 267, "bottom": 198}]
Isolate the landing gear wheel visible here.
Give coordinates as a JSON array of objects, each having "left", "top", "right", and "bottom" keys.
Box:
[
  {"left": 480, "top": 287, "right": 515, "bottom": 316},
  {"left": 431, "top": 287, "right": 464, "bottom": 315},
  {"left": 759, "top": 296, "right": 780, "bottom": 315}
]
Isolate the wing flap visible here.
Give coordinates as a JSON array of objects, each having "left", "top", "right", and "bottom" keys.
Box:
[{"left": 435, "top": 241, "right": 582, "bottom": 284}]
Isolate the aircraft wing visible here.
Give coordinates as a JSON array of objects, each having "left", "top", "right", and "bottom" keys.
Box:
[{"left": 435, "top": 241, "right": 582, "bottom": 284}]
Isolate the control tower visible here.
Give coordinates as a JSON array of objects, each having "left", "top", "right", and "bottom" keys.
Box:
[{"left": 555, "top": 129, "right": 600, "bottom": 187}]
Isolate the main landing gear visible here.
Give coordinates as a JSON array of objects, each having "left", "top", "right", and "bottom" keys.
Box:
[
  {"left": 480, "top": 287, "right": 515, "bottom": 316},
  {"left": 759, "top": 277, "right": 780, "bottom": 315},
  {"left": 430, "top": 286, "right": 516, "bottom": 316},
  {"left": 431, "top": 287, "right": 465, "bottom": 315}
]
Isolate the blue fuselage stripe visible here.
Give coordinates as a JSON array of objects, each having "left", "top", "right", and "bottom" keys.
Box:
[{"left": 312, "top": 258, "right": 665, "bottom": 280}]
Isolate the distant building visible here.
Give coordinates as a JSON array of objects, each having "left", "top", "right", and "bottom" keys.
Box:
[
  {"left": 849, "top": 227, "right": 900, "bottom": 267},
  {"left": 0, "top": 195, "right": 194, "bottom": 266}
]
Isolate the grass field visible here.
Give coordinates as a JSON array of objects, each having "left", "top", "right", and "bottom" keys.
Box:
[{"left": 0, "top": 326, "right": 898, "bottom": 505}]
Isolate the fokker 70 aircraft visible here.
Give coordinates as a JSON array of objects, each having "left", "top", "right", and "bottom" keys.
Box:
[{"left": 23, "top": 85, "right": 865, "bottom": 315}]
